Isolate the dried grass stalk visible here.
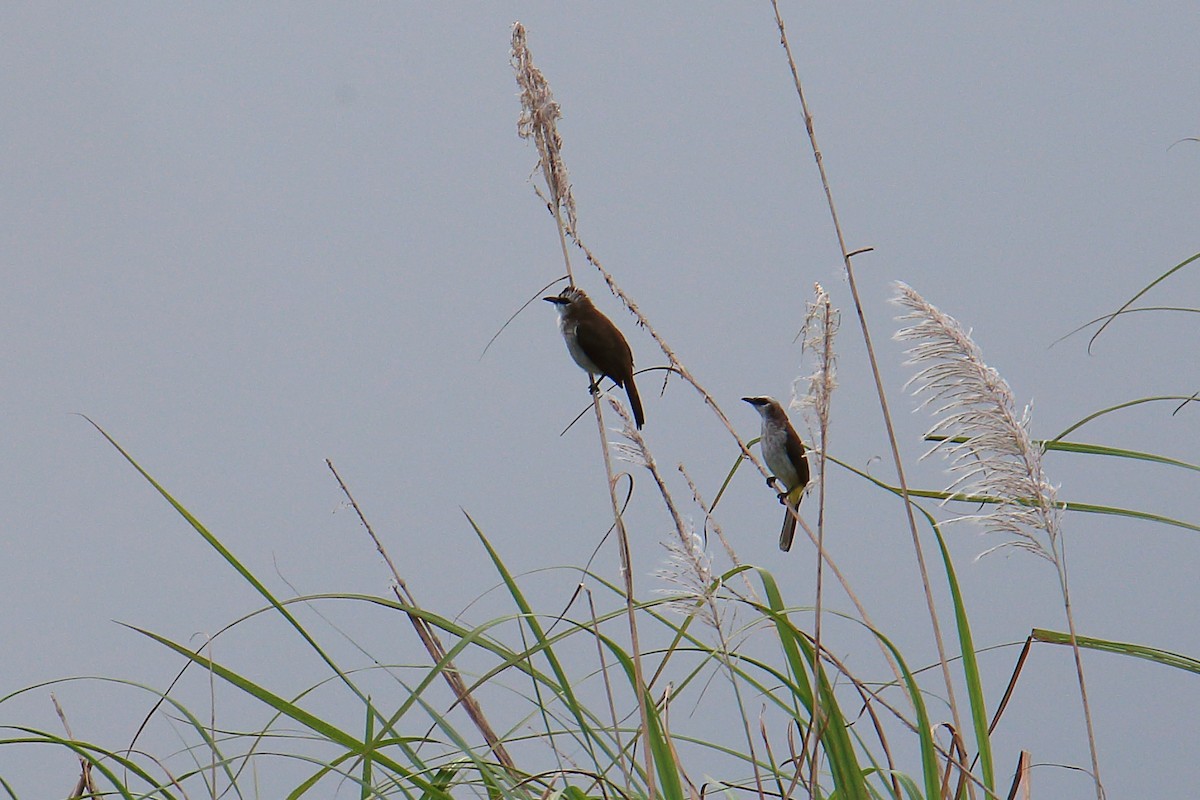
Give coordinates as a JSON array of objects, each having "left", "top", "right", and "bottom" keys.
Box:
[{"left": 511, "top": 23, "right": 577, "bottom": 236}]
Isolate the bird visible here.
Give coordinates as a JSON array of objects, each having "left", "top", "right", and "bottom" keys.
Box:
[
  {"left": 743, "top": 396, "right": 809, "bottom": 551},
  {"left": 544, "top": 286, "right": 645, "bottom": 428}
]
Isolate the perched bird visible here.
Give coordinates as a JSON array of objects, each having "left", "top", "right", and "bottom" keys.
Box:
[
  {"left": 743, "top": 396, "right": 809, "bottom": 551},
  {"left": 544, "top": 286, "right": 645, "bottom": 428}
]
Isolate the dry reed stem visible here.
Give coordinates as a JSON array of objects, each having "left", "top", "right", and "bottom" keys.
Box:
[
  {"left": 53, "top": 694, "right": 99, "bottom": 800},
  {"left": 812, "top": 645, "right": 998, "bottom": 800},
  {"left": 587, "top": 391, "right": 656, "bottom": 799},
  {"left": 325, "top": 459, "right": 517, "bottom": 773},
  {"left": 1006, "top": 751, "right": 1032, "bottom": 800},
  {"left": 516, "top": 47, "right": 908, "bottom": 717},
  {"left": 766, "top": 0, "right": 968, "bottom": 775},
  {"left": 511, "top": 24, "right": 656, "bottom": 797},
  {"left": 570, "top": 236, "right": 770, "bottom": 480}
]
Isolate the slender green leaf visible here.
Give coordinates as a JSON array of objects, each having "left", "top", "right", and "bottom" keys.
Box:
[
  {"left": 1049, "top": 395, "right": 1200, "bottom": 442},
  {"left": 1085, "top": 251, "right": 1200, "bottom": 352},
  {"left": 922, "top": 509, "right": 993, "bottom": 792},
  {"left": 927, "top": 434, "right": 1200, "bottom": 474},
  {"left": 757, "top": 568, "right": 868, "bottom": 800},
  {"left": 1032, "top": 629, "right": 1200, "bottom": 674},
  {"left": 122, "top": 624, "right": 451, "bottom": 800}
]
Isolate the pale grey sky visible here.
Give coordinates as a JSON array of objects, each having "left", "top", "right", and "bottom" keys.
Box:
[{"left": 3, "top": 5, "right": 1199, "bottom": 797}]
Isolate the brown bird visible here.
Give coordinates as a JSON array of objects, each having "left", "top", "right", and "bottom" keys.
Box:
[
  {"left": 743, "top": 396, "right": 809, "bottom": 551},
  {"left": 545, "top": 286, "right": 644, "bottom": 428}
]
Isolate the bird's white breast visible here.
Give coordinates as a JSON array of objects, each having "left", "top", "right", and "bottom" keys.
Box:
[
  {"left": 559, "top": 316, "right": 600, "bottom": 375},
  {"left": 761, "top": 423, "right": 801, "bottom": 489}
]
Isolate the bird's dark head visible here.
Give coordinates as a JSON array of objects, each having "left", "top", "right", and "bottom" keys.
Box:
[
  {"left": 543, "top": 286, "right": 589, "bottom": 311},
  {"left": 742, "top": 395, "right": 785, "bottom": 419}
]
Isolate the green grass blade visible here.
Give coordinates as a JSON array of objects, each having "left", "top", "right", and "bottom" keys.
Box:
[
  {"left": 1084, "top": 251, "right": 1200, "bottom": 352},
  {"left": 121, "top": 624, "right": 450, "bottom": 800},
  {"left": 589, "top": 628, "right": 683, "bottom": 800},
  {"left": 1032, "top": 629, "right": 1200, "bottom": 674},
  {"left": 1055, "top": 305, "right": 1200, "bottom": 349},
  {"left": 756, "top": 568, "right": 868, "bottom": 800},
  {"left": 868, "top": 632, "right": 940, "bottom": 800},
  {"left": 406, "top": 691, "right": 512, "bottom": 797},
  {"left": 87, "top": 421, "right": 433, "bottom": 781},
  {"left": 1, "top": 730, "right": 171, "bottom": 800},
  {"left": 829, "top": 452, "right": 1200, "bottom": 533},
  {"left": 919, "top": 509, "right": 993, "bottom": 792},
  {"left": 83, "top": 419, "right": 382, "bottom": 715},
  {"left": 1048, "top": 395, "right": 1200, "bottom": 442},
  {"left": 361, "top": 700, "right": 375, "bottom": 800},
  {"left": 1041, "top": 439, "right": 1200, "bottom": 472},
  {"left": 854, "top": 480, "right": 1200, "bottom": 535},
  {"left": 927, "top": 434, "right": 1200, "bottom": 474},
  {"left": 461, "top": 511, "right": 620, "bottom": 775}
]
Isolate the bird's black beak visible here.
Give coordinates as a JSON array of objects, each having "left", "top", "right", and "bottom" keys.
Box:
[
  {"left": 741, "top": 396, "right": 757, "bottom": 405},
  {"left": 543, "top": 296, "right": 562, "bottom": 304}
]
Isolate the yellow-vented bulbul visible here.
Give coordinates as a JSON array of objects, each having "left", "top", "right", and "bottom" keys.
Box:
[
  {"left": 743, "top": 396, "right": 809, "bottom": 551},
  {"left": 545, "top": 286, "right": 645, "bottom": 428}
]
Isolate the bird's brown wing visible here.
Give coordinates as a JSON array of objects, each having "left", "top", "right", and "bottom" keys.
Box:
[
  {"left": 575, "top": 313, "right": 634, "bottom": 386},
  {"left": 785, "top": 426, "right": 810, "bottom": 491}
]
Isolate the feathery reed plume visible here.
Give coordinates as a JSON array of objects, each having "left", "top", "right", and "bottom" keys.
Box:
[
  {"left": 891, "top": 281, "right": 1104, "bottom": 800},
  {"left": 611, "top": 401, "right": 742, "bottom": 631},
  {"left": 655, "top": 528, "right": 721, "bottom": 629},
  {"left": 608, "top": 400, "right": 719, "bottom": 621},
  {"left": 892, "top": 282, "right": 1059, "bottom": 561},
  {"left": 511, "top": 23, "right": 577, "bottom": 237},
  {"left": 678, "top": 464, "right": 763, "bottom": 604},
  {"left": 797, "top": 282, "right": 839, "bottom": 484}
]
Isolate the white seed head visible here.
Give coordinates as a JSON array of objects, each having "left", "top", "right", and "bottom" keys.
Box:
[{"left": 892, "top": 282, "right": 1061, "bottom": 563}]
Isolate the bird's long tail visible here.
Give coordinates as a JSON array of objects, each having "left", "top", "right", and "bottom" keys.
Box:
[
  {"left": 624, "top": 375, "right": 645, "bottom": 429},
  {"left": 779, "top": 501, "right": 798, "bottom": 552}
]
